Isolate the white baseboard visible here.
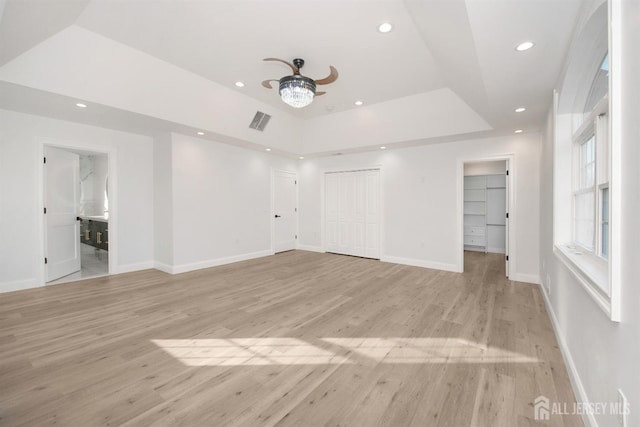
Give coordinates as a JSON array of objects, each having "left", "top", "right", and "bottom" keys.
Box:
[
  {"left": 0, "top": 278, "right": 41, "bottom": 293},
  {"left": 296, "top": 245, "right": 324, "bottom": 253},
  {"left": 538, "top": 283, "right": 597, "bottom": 427},
  {"left": 115, "top": 261, "right": 155, "bottom": 274},
  {"left": 509, "top": 273, "right": 541, "bottom": 284},
  {"left": 381, "top": 256, "right": 459, "bottom": 273},
  {"left": 168, "top": 250, "right": 274, "bottom": 275},
  {"left": 487, "top": 247, "right": 506, "bottom": 254},
  {"left": 153, "top": 261, "right": 174, "bottom": 274}
]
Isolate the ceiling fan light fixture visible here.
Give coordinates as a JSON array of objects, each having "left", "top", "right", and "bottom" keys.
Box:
[{"left": 279, "top": 75, "right": 316, "bottom": 108}]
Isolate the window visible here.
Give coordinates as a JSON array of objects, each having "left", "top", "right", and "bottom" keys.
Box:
[
  {"left": 571, "top": 52, "right": 609, "bottom": 259},
  {"left": 574, "top": 135, "right": 596, "bottom": 250},
  {"left": 572, "top": 115, "right": 608, "bottom": 258},
  {"left": 583, "top": 54, "right": 609, "bottom": 115},
  {"left": 552, "top": 1, "right": 620, "bottom": 321}
]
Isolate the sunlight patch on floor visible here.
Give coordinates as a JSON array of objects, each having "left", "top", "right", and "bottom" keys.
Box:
[
  {"left": 321, "top": 337, "right": 539, "bottom": 364},
  {"left": 152, "top": 337, "right": 539, "bottom": 366},
  {"left": 152, "top": 338, "right": 352, "bottom": 366}
]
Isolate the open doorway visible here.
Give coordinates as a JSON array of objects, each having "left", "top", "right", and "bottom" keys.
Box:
[
  {"left": 44, "top": 145, "right": 110, "bottom": 285},
  {"left": 462, "top": 159, "right": 510, "bottom": 277}
]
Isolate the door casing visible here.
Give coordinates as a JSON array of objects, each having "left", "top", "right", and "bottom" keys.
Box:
[{"left": 457, "top": 154, "right": 514, "bottom": 277}]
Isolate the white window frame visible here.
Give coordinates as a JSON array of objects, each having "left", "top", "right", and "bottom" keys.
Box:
[
  {"left": 599, "top": 184, "right": 609, "bottom": 260},
  {"left": 552, "top": 0, "right": 621, "bottom": 322},
  {"left": 572, "top": 111, "right": 607, "bottom": 256}
]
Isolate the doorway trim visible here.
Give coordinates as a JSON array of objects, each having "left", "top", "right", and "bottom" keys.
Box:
[
  {"left": 270, "top": 168, "right": 298, "bottom": 254},
  {"left": 37, "top": 138, "right": 117, "bottom": 286},
  {"left": 456, "top": 154, "right": 515, "bottom": 276}
]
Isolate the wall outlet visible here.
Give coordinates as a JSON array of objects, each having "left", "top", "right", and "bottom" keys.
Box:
[{"left": 617, "top": 389, "right": 628, "bottom": 427}]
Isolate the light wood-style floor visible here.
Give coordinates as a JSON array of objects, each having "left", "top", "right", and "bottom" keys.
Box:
[{"left": 0, "top": 251, "right": 583, "bottom": 427}]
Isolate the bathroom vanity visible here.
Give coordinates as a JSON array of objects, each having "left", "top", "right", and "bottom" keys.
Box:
[{"left": 79, "top": 217, "right": 108, "bottom": 251}]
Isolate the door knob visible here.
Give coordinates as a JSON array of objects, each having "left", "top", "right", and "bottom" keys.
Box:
[{"left": 275, "top": 214, "right": 281, "bottom": 218}]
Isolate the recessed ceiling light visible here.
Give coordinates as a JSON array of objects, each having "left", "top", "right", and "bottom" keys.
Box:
[
  {"left": 197, "top": 131, "right": 205, "bottom": 135},
  {"left": 515, "top": 41, "right": 535, "bottom": 51},
  {"left": 515, "top": 129, "right": 523, "bottom": 134},
  {"left": 354, "top": 100, "right": 363, "bottom": 106},
  {"left": 265, "top": 148, "right": 271, "bottom": 152},
  {"left": 299, "top": 156, "right": 305, "bottom": 160},
  {"left": 75, "top": 103, "right": 87, "bottom": 108},
  {"left": 378, "top": 23, "right": 393, "bottom": 33},
  {"left": 235, "top": 81, "right": 245, "bottom": 88},
  {"left": 515, "top": 107, "right": 526, "bottom": 113},
  {"left": 380, "top": 146, "right": 386, "bottom": 150}
]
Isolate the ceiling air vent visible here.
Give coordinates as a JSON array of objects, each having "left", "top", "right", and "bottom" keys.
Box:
[{"left": 249, "top": 111, "right": 271, "bottom": 131}]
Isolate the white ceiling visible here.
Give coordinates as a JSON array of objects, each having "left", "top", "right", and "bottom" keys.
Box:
[{"left": 0, "top": 0, "right": 585, "bottom": 154}]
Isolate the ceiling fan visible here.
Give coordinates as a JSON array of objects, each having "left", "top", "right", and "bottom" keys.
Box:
[{"left": 261, "top": 58, "right": 339, "bottom": 108}]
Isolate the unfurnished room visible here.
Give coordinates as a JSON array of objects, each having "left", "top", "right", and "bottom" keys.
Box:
[{"left": 0, "top": 0, "right": 639, "bottom": 426}]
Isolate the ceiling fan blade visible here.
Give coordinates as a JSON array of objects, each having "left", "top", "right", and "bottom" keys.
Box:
[
  {"left": 315, "top": 66, "right": 338, "bottom": 85},
  {"left": 316, "top": 91, "right": 326, "bottom": 96},
  {"left": 263, "top": 57, "right": 298, "bottom": 74},
  {"left": 261, "top": 79, "right": 279, "bottom": 89}
]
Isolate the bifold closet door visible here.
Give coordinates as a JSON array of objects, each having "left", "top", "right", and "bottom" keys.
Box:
[{"left": 325, "top": 170, "right": 380, "bottom": 259}]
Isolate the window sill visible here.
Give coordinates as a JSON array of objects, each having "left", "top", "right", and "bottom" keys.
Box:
[{"left": 554, "top": 244, "right": 612, "bottom": 318}]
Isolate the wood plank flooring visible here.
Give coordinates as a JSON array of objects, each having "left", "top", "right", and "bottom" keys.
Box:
[{"left": 0, "top": 251, "right": 583, "bottom": 426}]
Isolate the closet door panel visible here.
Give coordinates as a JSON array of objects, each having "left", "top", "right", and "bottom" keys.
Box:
[
  {"left": 325, "top": 174, "right": 339, "bottom": 252},
  {"left": 353, "top": 172, "right": 366, "bottom": 254},
  {"left": 325, "top": 169, "right": 380, "bottom": 259},
  {"left": 338, "top": 173, "right": 355, "bottom": 254},
  {"left": 365, "top": 170, "right": 380, "bottom": 259}
]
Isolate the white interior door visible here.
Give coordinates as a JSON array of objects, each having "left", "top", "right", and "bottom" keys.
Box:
[
  {"left": 45, "top": 146, "right": 81, "bottom": 282},
  {"left": 273, "top": 170, "right": 297, "bottom": 253},
  {"left": 505, "top": 161, "right": 510, "bottom": 277},
  {"left": 325, "top": 169, "right": 380, "bottom": 259},
  {"left": 338, "top": 172, "right": 355, "bottom": 255}
]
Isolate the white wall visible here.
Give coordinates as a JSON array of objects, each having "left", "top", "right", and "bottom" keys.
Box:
[
  {"left": 538, "top": 1, "right": 640, "bottom": 426},
  {"left": 298, "top": 133, "right": 541, "bottom": 282},
  {"left": 153, "top": 132, "right": 173, "bottom": 268},
  {"left": 0, "top": 109, "right": 154, "bottom": 292},
  {"left": 168, "top": 133, "right": 297, "bottom": 273},
  {"left": 0, "top": 110, "right": 300, "bottom": 286},
  {"left": 0, "top": 26, "right": 304, "bottom": 154}
]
